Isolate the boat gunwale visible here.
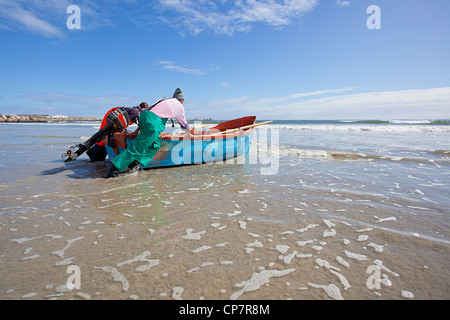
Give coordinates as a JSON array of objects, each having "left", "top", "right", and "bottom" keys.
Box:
[{"left": 160, "top": 127, "right": 255, "bottom": 141}]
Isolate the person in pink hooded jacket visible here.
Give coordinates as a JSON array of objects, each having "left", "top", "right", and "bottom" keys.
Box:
[{"left": 107, "top": 88, "right": 191, "bottom": 178}]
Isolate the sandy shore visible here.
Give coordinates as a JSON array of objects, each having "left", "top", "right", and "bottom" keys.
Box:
[
  {"left": 1, "top": 161, "right": 448, "bottom": 300},
  {"left": 1, "top": 121, "right": 449, "bottom": 300}
]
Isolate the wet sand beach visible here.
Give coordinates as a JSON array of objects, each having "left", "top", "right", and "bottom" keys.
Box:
[{"left": 0, "top": 122, "right": 449, "bottom": 300}]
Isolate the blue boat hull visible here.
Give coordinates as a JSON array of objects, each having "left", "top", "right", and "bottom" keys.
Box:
[{"left": 105, "top": 130, "right": 254, "bottom": 169}]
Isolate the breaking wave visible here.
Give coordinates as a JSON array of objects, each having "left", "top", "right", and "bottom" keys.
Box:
[
  {"left": 263, "top": 124, "right": 450, "bottom": 133},
  {"left": 271, "top": 145, "right": 450, "bottom": 165}
]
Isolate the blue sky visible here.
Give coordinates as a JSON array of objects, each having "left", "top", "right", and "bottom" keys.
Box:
[{"left": 0, "top": 0, "right": 449, "bottom": 120}]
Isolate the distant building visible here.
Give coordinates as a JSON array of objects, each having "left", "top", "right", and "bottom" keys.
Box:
[{"left": 190, "top": 117, "right": 214, "bottom": 121}]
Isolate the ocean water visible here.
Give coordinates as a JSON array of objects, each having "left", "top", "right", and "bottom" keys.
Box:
[{"left": 0, "top": 120, "right": 449, "bottom": 300}]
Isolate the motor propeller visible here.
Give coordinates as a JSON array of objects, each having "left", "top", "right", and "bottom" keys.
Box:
[{"left": 61, "top": 107, "right": 131, "bottom": 162}]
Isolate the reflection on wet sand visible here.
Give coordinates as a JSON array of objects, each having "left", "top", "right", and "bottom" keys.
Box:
[{"left": 1, "top": 160, "right": 449, "bottom": 300}]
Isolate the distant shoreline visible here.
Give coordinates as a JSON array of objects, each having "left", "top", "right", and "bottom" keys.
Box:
[
  {"left": 1, "top": 114, "right": 448, "bottom": 125},
  {"left": 0, "top": 114, "right": 101, "bottom": 123},
  {"left": 0, "top": 114, "right": 216, "bottom": 123}
]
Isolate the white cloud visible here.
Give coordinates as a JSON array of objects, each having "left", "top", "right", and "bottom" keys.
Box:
[
  {"left": 155, "top": 0, "right": 318, "bottom": 35},
  {"left": 0, "top": 0, "right": 319, "bottom": 38},
  {"left": 157, "top": 60, "right": 206, "bottom": 75},
  {"left": 336, "top": 0, "right": 350, "bottom": 7},
  {"left": 17, "top": 87, "right": 450, "bottom": 120},
  {"left": 288, "top": 87, "right": 450, "bottom": 119},
  {"left": 0, "top": 0, "right": 117, "bottom": 38},
  {"left": 216, "top": 87, "right": 357, "bottom": 110},
  {"left": 154, "top": 60, "right": 223, "bottom": 75},
  {"left": 192, "top": 87, "right": 450, "bottom": 120},
  {"left": 0, "top": 0, "right": 65, "bottom": 38},
  {"left": 289, "top": 87, "right": 357, "bottom": 99}
]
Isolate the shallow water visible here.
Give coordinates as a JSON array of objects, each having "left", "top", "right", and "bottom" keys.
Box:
[{"left": 0, "top": 121, "right": 449, "bottom": 300}]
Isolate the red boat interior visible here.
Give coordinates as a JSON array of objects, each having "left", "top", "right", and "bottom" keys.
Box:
[
  {"left": 209, "top": 116, "right": 256, "bottom": 131},
  {"left": 106, "top": 116, "right": 257, "bottom": 150}
]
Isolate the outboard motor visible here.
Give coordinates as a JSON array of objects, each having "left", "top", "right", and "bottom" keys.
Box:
[{"left": 62, "top": 107, "right": 131, "bottom": 162}]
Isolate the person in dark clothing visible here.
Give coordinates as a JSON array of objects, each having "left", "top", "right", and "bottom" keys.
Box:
[{"left": 86, "top": 102, "right": 148, "bottom": 162}]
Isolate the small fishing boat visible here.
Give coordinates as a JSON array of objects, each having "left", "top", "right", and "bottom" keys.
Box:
[{"left": 103, "top": 116, "right": 270, "bottom": 169}]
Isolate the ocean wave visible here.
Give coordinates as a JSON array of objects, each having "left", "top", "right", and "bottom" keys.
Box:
[
  {"left": 275, "top": 146, "right": 380, "bottom": 161},
  {"left": 265, "top": 145, "right": 450, "bottom": 164},
  {"left": 340, "top": 119, "right": 435, "bottom": 124},
  {"left": 262, "top": 124, "right": 450, "bottom": 133},
  {"left": 429, "top": 150, "right": 450, "bottom": 157},
  {"left": 389, "top": 120, "right": 432, "bottom": 124}
]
